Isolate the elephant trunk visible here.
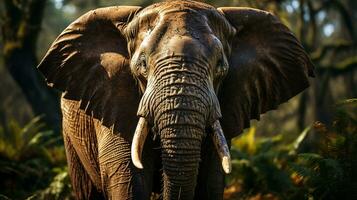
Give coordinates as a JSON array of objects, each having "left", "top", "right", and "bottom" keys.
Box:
[
  {"left": 157, "top": 97, "right": 205, "bottom": 199},
  {"left": 152, "top": 60, "right": 214, "bottom": 199},
  {"left": 133, "top": 58, "right": 230, "bottom": 199}
]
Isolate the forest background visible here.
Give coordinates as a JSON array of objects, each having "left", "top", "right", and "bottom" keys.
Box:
[{"left": 0, "top": 0, "right": 356, "bottom": 199}]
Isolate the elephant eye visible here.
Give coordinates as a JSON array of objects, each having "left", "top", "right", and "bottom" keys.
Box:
[
  {"left": 215, "top": 57, "right": 228, "bottom": 77},
  {"left": 138, "top": 54, "right": 148, "bottom": 76}
]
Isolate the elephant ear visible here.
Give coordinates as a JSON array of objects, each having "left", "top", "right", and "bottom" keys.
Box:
[
  {"left": 217, "top": 7, "right": 314, "bottom": 139},
  {"left": 38, "top": 6, "right": 142, "bottom": 140}
]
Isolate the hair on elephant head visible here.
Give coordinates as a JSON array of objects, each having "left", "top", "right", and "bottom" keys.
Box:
[{"left": 38, "top": 0, "right": 314, "bottom": 199}]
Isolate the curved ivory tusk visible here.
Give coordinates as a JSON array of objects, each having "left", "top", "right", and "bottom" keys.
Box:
[
  {"left": 131, "top": 117, "right": 149, "bottom": 169},
  {"left": 211, "top": 120, "right": 232, "bottom": 174}
]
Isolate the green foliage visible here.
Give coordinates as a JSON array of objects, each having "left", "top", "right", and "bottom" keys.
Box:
[
  {"left": 310, "top": 98, "right": 357, "bottom": 199},
  {"left": 29, "top": 167, "right": 72, "bottom": 200},
  {"left": 0, "top": 116, "right": 53, "bottom": 161},
  {"left": 0, "top": 117, "right": 72, "bottom": 199},
  {"left": 227, "top": 127, "right": 303, "bottom": 199},
  {"left": 227, "top": 99, "right": 357, "bottom": 200}
]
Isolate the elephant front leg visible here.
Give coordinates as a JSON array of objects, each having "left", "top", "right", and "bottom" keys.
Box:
[{"left": 97, "top": 126, "right": 151, "bottom": 200}]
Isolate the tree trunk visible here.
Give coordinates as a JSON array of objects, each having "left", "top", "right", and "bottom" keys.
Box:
[
  {"left": 1, "top": 0, "right": 61, "bottom": 130},
  {"left": 297, "top": 91, "right": 307, "bottom": 130}
]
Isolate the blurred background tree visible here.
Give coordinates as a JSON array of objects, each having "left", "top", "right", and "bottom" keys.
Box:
[
  {"left": 0, "top": 0, "right": 60, "bottom": 131},
  {"left": 0, "top": 0, "right": 355, "bottom": 199}
]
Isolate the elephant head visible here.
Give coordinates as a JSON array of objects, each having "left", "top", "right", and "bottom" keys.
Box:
[{"left": 38, "top": 1, "right": 314, "bottom": 199}]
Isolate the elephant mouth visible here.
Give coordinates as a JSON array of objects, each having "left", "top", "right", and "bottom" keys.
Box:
[{"left": 131, "top": 116, "right": 231, "bottom": 174}]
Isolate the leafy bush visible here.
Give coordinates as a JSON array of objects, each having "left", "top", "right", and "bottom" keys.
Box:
[
  {"left": 226, "top": 127, "right": 307, "bottom": 199},
  {"left": 29, "top": 167, "right": 72, "bottom": 200},
  {"left": 225, "top": 99, "right": 357, "bottom": 200},
  {"left": 306, "top": 99, "right": 357, "bottom": 199},
  {"left": 0, "top": 117, "right": 72, "bottom": 199}
]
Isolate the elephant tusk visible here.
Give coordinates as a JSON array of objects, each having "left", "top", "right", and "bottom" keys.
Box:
[
  {"left": 211, "top": 120, "right": 232, "bottom": 174},
  {"left": 131, "top": 117, "right": 149, "bottom": 169}
]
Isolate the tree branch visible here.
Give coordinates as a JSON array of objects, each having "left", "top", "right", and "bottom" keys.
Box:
[
  {"left": 316, "top": 57, "right": 357, "bottom": 76},
  {"left": 311, "top": 41, "right": 356, "bottom": 62}
]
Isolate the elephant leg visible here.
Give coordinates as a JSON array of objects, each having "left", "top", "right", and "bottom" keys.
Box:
[
  {"left": 63, "top": 134, "right": 105, "bottom": 199},
  {"left": 61, "top": 98, "right": 103, "bottom": 199},
  {"left": 96, "top": 124, "right": 154, "bottom": 200},
  {"left": 194, "top": 135, "right": 231, "bottom": 200}
]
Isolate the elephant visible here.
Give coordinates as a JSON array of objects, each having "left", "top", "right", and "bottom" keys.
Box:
[{"left": 37, "top": 0, "right": 314, "bottom": 199}]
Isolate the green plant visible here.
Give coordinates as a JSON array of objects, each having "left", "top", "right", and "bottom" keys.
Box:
[
  {"left": 0, "top": 116, "right": 70, "bottom": 199},
  {"left": 298, "top": 98, "right": 357, "bottom": 199},
  {"left": 288, "top": 99, "right": 357, "bottom": 199},
  {"left": 225, "top": 98, "right": 357, "bottom": 200},
  {"left": 227, "top": 127, "right": 304, "bottom": 199},
  {"left": 30, "top": 166, "right": 72, "bottom": 200}
]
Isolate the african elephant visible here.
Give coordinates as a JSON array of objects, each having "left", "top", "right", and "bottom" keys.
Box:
[{"left": 37, "top": 0, "right": 314, "bottom": 199}]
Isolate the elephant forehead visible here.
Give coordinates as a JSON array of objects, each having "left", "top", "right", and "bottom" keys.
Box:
[
  {"left": 144, "top": 0, "right": 215, "bottom": 14},
  {"left": 160, "top": 35, "right": 215, "bottom": 58},
  {"left": 161, "top": 12, "right": 210, "bottom": 34},
  {"left": 136, "top": 0, "right": 215, "bottom": 29}
]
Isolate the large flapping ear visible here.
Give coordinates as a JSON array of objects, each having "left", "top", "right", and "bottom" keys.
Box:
[
  {"left": 217, "top": 7, "right": 314, "bottom": 139},
  {"left": 38, "top": 6, "right": 142, "bottom": 140}
]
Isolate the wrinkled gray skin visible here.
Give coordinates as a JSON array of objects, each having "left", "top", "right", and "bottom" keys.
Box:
[
  {"left": 38, "top": 0, "right": 314, "bottom": 199},
  {"left": 131, "top": 3, "right": 230, "bottom": 199}
]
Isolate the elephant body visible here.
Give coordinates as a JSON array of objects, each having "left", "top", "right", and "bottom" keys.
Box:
[
  {"left": 61, "top": 97, "right": 225, "bottom": 199},
  {"left": 38, "top": 0, "right": 314, "bottom": 199}
]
